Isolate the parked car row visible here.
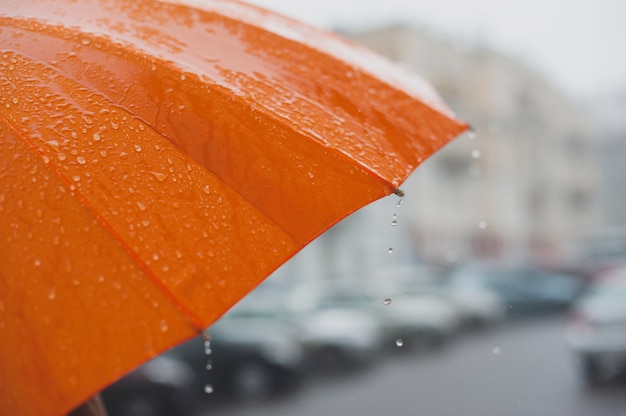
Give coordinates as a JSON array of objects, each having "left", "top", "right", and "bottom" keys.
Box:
[{"left": 102, "top": 261, "right": 587, "bottom": 415}]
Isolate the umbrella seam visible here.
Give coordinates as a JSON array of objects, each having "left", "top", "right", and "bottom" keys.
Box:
[{"left": 0, "top": 112, "right": 206, "bottom": 332}]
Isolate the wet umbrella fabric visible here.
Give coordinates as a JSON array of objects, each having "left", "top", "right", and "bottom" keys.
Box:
[{"left": 0, "top": 0, "right": 468, "bottom": 414}]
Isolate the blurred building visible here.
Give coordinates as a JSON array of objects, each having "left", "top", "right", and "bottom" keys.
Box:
[
  {"left": 589, "top": 91, "right": 626, "bottom": 228},
  {"left": 345, "top": 24, "right": 600, "bottom": 264}
]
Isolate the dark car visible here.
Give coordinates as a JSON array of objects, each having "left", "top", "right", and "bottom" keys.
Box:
[
  {"left": 101, "top": 353, "right": 196, "bottom": 416},
  {"left": 102, "top": 314, "right": 304, "bottom": 415},
  {"left": 175, "top": 316, "right": 304, "bottom": 403}
]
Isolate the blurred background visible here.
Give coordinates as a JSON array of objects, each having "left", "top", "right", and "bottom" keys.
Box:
[{"left": 102, "top": 0, "right": 626, "bottom": 415}]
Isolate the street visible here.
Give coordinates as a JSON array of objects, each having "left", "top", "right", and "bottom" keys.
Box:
[{"left": 201, "top": 316, "right": 626, "bottom": 416}]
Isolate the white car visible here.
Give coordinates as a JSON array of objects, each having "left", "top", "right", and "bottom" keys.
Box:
[{"left": 565, "top": 268, "right": 626, "bottom": 385}]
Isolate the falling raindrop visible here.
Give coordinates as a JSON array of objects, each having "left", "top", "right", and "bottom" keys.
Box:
[
  {"left": 467, "top": 130, "right": 477, "bottom": 141},
  {"left": 205, "top": 360, "right": 213, "bottom": 370},
  {"left": 204, "top": 384, "right": 214, "bottom": 394},
  {"left": 396, "top": 198, "right": 404, "bottom": 209},
  {"left": 471, "top": 149, "right": 481, "bottom": 159},
  {"left": 395, "top": 338, "right": 404, "bottom": 347},
  {"left": 383, "top": 298, "right": 392, "bottom": 305},
  {"left": 204, "top": 340, "right": 212, "bottom": 355},
  {"left": 388, "top": 247, "right": 394, "bottom": 254},
  {"left": 391, "top": 219, "right": 398, "bottom": 227}
]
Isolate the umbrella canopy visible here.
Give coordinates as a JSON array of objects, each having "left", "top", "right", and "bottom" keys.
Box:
[{"left": 0, "top": 0, "right": 468, "bottom": 414}]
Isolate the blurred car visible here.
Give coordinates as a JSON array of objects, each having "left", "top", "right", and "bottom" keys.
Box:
[
  {"left": 296, "top": 283, "right": 459, "bottom": 350},
  {"left": 298, "top": 307, "right": 384, "bottom": 371},
  {"left": 102, "top": 313, "right": 304, "bottom": 415},
  {"left": 447, "top": 261, "right": 585, "bottom": 317},
  {"left": 565, "top": 269, "right": 626, "bottom": 385},
  {"left": 443, "top": 284, "right": 506, "bottom": 329},
  {"left": 177, "top": 315, "right": 305, "bottom": 403},
  {"left": 369, "top": 264, "right": 504, "bottom": 330},
  {"left": 102, "top": 353, "right": 196, "bottom": 416},
  {"left": 229, "top": 285, "right": 385, "bottom": 371}
]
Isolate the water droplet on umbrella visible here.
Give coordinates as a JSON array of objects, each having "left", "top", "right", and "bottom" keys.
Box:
[
  {"left": 134, "top": 144, "right": 142, "bottom": 152},
  {"left": 34, "top": 258, "right": 41, "bottom": 267},
  {"left": 180, "top": 74, "right": 186, "bottom": 81},
  {"left": 137, "top": 201, "right": 146, "bottom": 211},
  {"left": 308, "top": 171, "right": 314, "bottom": 179},
  {"left": 160, "top": 319, "right": 169, "bottom": 333},
  {"left": 72, "top": 175, "right": 80, "bottom": 182},
  {"left": 92, "top": 132, "right": 101, "bottom": 141},
  {"left": 81, "top": 38, "right": 91, "bottom": 45},
  {"left": 395, "top": 339, "right": 404, "bottom": 347},
  {"left": 150, "top": 172, "right": 168, "bottom": 182},
  {"left": 48, "top": 288, "right": 56, "bottom": 300},
  {"left": 204, "top": 384, "right": 214, "bottom": 394},
  {"left": 110, "top": 122, "right": 119, "bottom": 130},
  {"left": 203, "top": 185, "right": 211, "bottom": 194},
  {"left": 57, "top": 152, "right": 67, "bottom": 161},
  {"left": 471, "top": 149, "right": 481, "bottom": 159},
  {"left": 383, "top": 298, "right": 392, "bottom": 305},
  {"left": 76, "top": 156, "right": 86, "bottom": 165}
]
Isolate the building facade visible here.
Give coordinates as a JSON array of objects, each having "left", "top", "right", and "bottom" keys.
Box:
[{"left": 347, "top": 24, "right": 599, "bottom": 264}]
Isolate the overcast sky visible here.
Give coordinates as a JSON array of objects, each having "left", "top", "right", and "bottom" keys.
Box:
[{"left": 244, "top": 0, "right": 626, "bottom": 102}]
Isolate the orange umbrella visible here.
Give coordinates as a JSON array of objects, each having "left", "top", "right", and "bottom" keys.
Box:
[{"left": 0, "top": 0, "right": 467, "bottom": 414}]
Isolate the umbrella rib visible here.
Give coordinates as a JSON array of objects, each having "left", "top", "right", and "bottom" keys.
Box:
[{"left": 0, "top": 112, "right": 206, "bottom": 332}]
